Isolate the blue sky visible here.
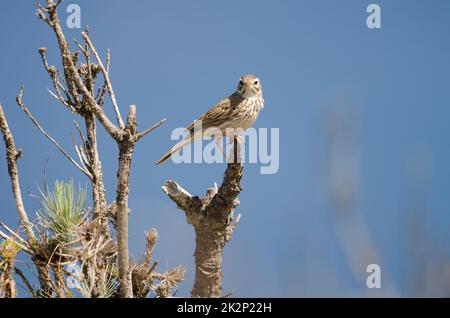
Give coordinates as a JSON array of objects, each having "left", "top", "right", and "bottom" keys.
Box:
[{"left": 1, "top": 0, "right": 450, "bottom": 297}]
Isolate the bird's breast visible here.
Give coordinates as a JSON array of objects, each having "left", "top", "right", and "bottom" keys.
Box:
[{"left": 240, "top": 96, "right": 264, "bottom": 128}]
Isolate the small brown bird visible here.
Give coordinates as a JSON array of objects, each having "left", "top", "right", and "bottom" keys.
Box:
[{"left": 156, "top": 75, "right": 264, "bottom": 165}]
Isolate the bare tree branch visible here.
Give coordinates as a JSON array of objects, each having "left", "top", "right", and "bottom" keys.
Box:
[
  {"left": 136, "top": 118, "right": 167, "bottom": 141},
  {"left": 15, "top": 88, "right": 93, "bottom": 179},
  {"left": 42, "top": 1, "right": 122, "bottom": 140},
  {"left": 26, "top": 0, "right": 166, "bottom": 297},
  {"left": 0, "top": 104, "right": 36, "bottom": 241},
  {"left": 115, "top": 105, "right": 137, "bottom": 298},
  {"left": 0, "top": 103, "right": 53, "bottom": 296},
  {"left": 162, "top": 138, "right": 243, "bottom": 297},
  {"left": 82, "top": 32, "right": 125, "bottom": 129},
  {"left": 96, "top": 49, "right": 110, "bottom": 106},
  {"left": 162, "top": 181, "right": 202, "bottom": 213},
  {"left": 38, "top": 47, "right": 75, "bottom": 112}
]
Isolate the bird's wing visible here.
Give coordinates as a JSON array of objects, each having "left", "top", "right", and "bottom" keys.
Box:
[{"left": 186, "top": 92, "right": 243, "bottom": 134}]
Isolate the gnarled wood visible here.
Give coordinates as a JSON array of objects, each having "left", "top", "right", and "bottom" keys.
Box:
[{"left": 162, "top": 138, "right": 243, "bottom": 297}]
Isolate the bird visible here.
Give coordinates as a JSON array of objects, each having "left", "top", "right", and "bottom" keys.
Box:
[{"left": 156, "top": 75, "right": 265, "bottom": 165}]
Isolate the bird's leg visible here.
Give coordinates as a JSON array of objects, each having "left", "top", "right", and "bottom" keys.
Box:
[
  {"left": 226, "top": 134, "right": 244, "bottom": 163},
  {"left": 235, "top": 135, "right": 245, "bottom": 145},
  {"left": 214, "top": 136, "right": 227, "bottom": 162}
]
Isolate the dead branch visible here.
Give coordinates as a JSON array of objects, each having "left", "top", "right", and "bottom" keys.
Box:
[
  {"left": 81, "top": 113, "right": 107, "bottom": 225},
  {"left": 113, "top": 106, "right": 137, "bottom": 297},
  {"left": 34, "top": 1, "right": 165, "bottom": 297},
  {"left": 136, "top": 118, "right": 167, "bottom": 142},
  {"left": 0, "top": 104, "right": 54, "bottom": 296},
  {"left": 16, "top": 88, "right": 93, "bottom": 179},
  {"left": 38, "top": 47, "right": 75, "bottom": 112},
  {"left": 131, "top": 229, "right": 159, "bottom": 298},
  {"left": 82, "top": 32, "right": 125, "bottom": 129},
  {"left": 0, "top": 105, "right": 35, "bottom": 241},
  {"left": 37, "top": 10, "right": 110, "bottom": 234},
  {"left": 131, "top": 229, "right": 186, "bottom": 298},
  {"left": 1, "top": 0, "right": 168, "bottom": 298},
  {"left": 162, "top": 138, "right": 243, "bottom": 297}
]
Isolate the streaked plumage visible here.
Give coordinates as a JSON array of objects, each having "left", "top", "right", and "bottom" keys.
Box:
[{"left": 156, "top": 75, "right": 264, "bottom": 165}]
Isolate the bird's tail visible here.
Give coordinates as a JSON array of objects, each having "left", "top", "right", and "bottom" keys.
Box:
[{"left": 156, "top": 136, "right": 193, "bottom": 165}]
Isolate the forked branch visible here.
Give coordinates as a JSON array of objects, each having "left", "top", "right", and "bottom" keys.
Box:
[
  {"left": 16, "top": 88, "right": 92, "bottom": 179},
  {"left": 35, "top": 0, "right": 165, "bottom": 297},
  {"left": 162, "top": 138, "right": 243, "bottom": 297}
]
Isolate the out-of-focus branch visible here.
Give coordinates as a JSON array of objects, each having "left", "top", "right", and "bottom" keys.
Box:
[{"left": 325, "top": 105, "right": 398, "bottom": 296}]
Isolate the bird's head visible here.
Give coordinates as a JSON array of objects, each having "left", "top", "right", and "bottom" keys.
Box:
[{"left": 237, "top": 75, "right": 262, "bottom": 98}]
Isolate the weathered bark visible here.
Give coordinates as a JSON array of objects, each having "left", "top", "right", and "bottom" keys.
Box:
[
  {"left": 1, "top": 0, "right": 165, "bottom": 298},
  {"left": 83, "top": 113, "right": 107, "bottom": 228},
  {"left": 32, "top": 258, "right": 53, "bottom": 297},
  {"left": 191, "top": 228, "right": 226, "bottom": 297},
  {"left": 0, "top": 240, "right": 17, "bottom": 298},
  {"left": 38, "top": 2, "right": 133, "bottom": 297},
  {"left": 0, "top": 106, "right": 34, "bottom": 240},
  {"left": 0, "top": 104, "right": 53, "bottom": 296},
  {"left": 115, "top": 107, "right": 137, "bottom": 298},
  {"left": 162, "top": 138, "right": 243, "bottom": 297}
]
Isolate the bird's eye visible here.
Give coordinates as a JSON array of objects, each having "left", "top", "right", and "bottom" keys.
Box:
[
  {"left": 254, "top": 81, "right": 258, "bottom": 85},
  {"left": 239, "top": 80, "right": 244, "bottom": 85}
]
